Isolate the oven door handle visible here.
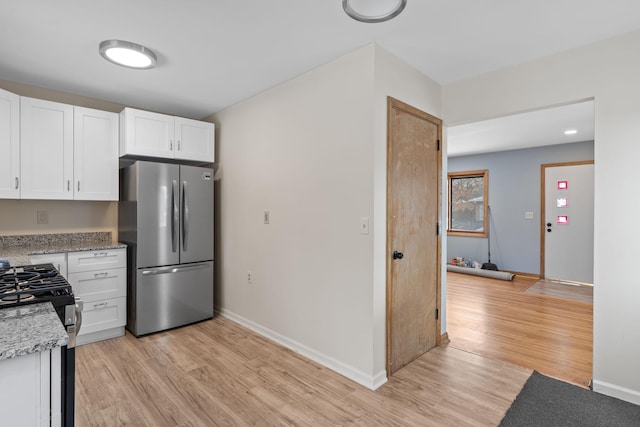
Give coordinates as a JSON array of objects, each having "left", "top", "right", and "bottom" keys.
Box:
[{"left": 75, "top": 298, "right": 84, "bottom": 336}]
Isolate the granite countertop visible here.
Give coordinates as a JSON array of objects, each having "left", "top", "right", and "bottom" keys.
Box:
[
  {"left": 0, "top": 232, "right": 127, "bottom": 266},
  {"left": 0, "top": 302, "right": 69, "bottom": 361}
]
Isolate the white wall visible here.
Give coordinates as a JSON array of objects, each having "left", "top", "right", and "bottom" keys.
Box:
[
  {"left": 212, "top": 44, "right": 442, "bottom": 389},
  {"left": 443, "top": 30, "right": 640, "bottom": 404},
  {"left": 212, "top": 45, "right": 378, "bottom": 387}
]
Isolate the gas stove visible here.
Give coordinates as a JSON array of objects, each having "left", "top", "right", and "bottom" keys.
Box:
[{"left": 0, "top": 263, "right": 75, "bottom": 310}]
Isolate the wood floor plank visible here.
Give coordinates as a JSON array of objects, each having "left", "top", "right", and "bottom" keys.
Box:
[
  {"left": 446, "top": 271, "right": 593, "bottom": 387},
  {"left": 76, "top": 317, "right": 530, "bottom": 426}
]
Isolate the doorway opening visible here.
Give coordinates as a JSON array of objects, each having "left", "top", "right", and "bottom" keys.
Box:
[{"left": 445, "top": 100, "right": 595, "bottom": 386}]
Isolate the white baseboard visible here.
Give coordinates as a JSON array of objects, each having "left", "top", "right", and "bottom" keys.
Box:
[
  {"left": 218, "top": 308, "right": 387, "bottom": 391},
  {"left": 592, "top": 379, "right": 640, "bottom": 405}
]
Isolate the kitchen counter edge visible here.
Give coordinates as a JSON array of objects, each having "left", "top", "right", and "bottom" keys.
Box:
[
  {"left": 1, "top": 242, "right": 127, "bottom": 267},
  {"left": 0, "top": 302, "right": 69, "bottom": 361}
]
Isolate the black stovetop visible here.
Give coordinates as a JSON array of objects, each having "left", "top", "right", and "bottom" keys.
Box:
[{"left": 0, "top": 263, "right": 74, "bottom": 309}]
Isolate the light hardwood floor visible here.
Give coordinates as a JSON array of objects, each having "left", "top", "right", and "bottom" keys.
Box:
[
  {"left": 76, "top": 317, "right": 530, "bottom": 426},
  {"left": 446, "top": 271, "right": 593, "bottom": 387}
]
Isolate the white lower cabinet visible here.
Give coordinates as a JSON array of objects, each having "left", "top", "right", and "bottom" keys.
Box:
[
  {"left": 67, "top": 248, "right": 127, "bottom": 345},
  {"left": 0, "top": 348, "right": 62, "bottom": 427}
]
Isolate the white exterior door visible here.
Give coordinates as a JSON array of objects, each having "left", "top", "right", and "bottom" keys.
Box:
[{"left": 543, "top": 162, "right": 594, "bottom": 283}]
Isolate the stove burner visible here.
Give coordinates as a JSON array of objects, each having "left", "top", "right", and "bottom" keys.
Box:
[
  {"left": 2, "top": 293, "right": 34, "bottom": 302},
  {"left": 29, "top": 267, "right": 58, "bottom": 279},
  {"left": 0, "top": 271, "right": 40, "bottom": 284},
  {"left": 0, "top": 283, "right": 14, "bottom": 293}
]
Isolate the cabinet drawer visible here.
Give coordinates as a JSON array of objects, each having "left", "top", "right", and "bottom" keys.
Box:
[
  {"left": 78, "top": 297, "right": 126, "bottom": 336},
  {"left": 68, "top": 268, "right": 125, "bottom": 302},
  {"left": 68, "top": 249, "right": 125, "bottom": 273}
]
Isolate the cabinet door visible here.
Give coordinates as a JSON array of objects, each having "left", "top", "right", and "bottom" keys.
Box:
[
  {"left": 174, "top": 117, "right": 215, "bottom": 162},
  {"left": 20, "top": 97, "right": 74, "bottom": 200},
  {"left": 74, "top": 107, "right": 119, "bottom": 200},
  {"left": 0, "top": 88, "right": 20, "bottom": 199},
  {"left": 120, "top": 108, "right": 174, "bottom": 158}
]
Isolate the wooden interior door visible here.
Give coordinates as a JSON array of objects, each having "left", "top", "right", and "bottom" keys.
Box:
[{"left": 386, "top": 97, "right": 442, "bottom": 375}]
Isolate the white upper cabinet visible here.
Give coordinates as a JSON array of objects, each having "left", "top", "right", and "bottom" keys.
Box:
[
  {"left": 120, "top": 107, "right": 214, "bottom": 163},
  {"left": 74, "top": 107, "right": 119, "bottom": 200},
  {"left": 18, "top": 97, "right": 118, "bottom": 201},
  {"left": 0, "top": 88, "right": 20, "bottom": 199},
  {"left": 174, "top": 117, "right": 215, "bottom": 162},
  {"left": 20, "top": 97, "right": 74, "bottom": 200}
]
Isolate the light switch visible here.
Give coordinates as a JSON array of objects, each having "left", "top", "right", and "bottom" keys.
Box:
[
  {"left": 525, "top": 212, "right": 534, "bottom": 220},
  {"left": 360, "top": 217, "right": 369, "bottom": 235}
]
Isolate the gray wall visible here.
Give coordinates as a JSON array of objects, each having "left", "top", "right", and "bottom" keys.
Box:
[{"left": 447, "top": 141, "right": 594, "bottom": 274}]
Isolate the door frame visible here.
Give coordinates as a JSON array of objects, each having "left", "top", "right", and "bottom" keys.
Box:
[
  {"left": 539, "top": 160, "right": 594, "bottom": 279},
  {"left": 385, "top": 97, "right": 443, "bottom": 375}
]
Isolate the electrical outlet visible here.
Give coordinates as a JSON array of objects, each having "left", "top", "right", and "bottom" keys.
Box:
[
  {"left": 247, "top": 270, "right": 252, "bottom": 284},
  {"left": 37, "top": 210, "right": 49, "bottom": 224}
]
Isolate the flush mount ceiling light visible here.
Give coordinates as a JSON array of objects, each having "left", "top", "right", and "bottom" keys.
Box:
[
  {"left": 564, "top": 129, "right": 578, "bottom": 135},
  {"left": 99, "top": 40, "right": 157, "bottom": 69},
  {"left": 343, "top": 0, "right": 407, "bottom": 23}
]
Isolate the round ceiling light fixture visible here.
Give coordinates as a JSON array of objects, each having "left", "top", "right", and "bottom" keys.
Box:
[
  {"left": 99, "top": 40, "right": 157, "bottom": 69},
  {"left": 343, "top": 0, "right": 407, "bottom": 23}
]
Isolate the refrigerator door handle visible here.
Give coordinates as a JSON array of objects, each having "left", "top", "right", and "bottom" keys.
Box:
[
  {"left": 172, "top": 180, "right": 179, "bottom": 253},
  {"left": 182, "top": 180, "right": 189, "bottom": 251},
  {"left": 141, "top": 263, "right": 209, "bottom": 276}
]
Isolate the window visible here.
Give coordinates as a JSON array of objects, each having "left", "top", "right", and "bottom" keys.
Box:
[{"left": 448, "top": 170, "right": 488, "bottom": 237}]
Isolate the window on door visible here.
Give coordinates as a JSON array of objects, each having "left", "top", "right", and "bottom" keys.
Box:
[{"left": 448, "top": 169, "right": 488, "bottom": 237}]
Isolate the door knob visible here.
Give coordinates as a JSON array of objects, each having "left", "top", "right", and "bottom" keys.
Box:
[
  {"left": 546, "top": 223, "right": 552, "bottom": 227},
  {"left": 547, "top": 228, "right": 552, "bottom": 232},
  {"left": 393, "top": 250, "right": 404, "bottom": 260}
]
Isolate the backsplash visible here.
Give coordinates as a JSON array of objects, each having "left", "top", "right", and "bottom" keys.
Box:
[{"left": 0, "top": 232, "right": 112, "bottom": 248}]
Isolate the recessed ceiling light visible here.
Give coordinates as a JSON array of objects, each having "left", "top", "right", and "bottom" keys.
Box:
[
  {"left": 343, "top": 0, "right": 407, "bottom": 23},
  {"left": 99, "top": 40, "right": 157, "bottom": 69},
  {"left": 564, "top": 129, "right": 578, "bottom": 135}
]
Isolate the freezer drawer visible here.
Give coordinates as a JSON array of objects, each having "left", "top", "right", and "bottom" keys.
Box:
[{"left": 129, "top": 261, "right": 213, "bottom": 336}]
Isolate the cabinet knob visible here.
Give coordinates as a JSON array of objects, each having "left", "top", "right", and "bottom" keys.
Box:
[
  {"left": 177, "top": 140, "right": 181, "bottom": 151},
  {"left": 14, "top": 177, "right": 19, "bottom": 189},
  {"left": 169, "top": 140, "right": 173, "bottom": 150}
]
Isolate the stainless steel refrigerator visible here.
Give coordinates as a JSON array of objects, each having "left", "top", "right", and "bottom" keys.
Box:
[{"left": 119, "top": 161, "right": 214, "bottom": 336}]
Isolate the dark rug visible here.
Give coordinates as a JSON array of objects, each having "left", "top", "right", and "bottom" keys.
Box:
[{"left": 499, "top": 371, "right": 640, "bottom": 426}]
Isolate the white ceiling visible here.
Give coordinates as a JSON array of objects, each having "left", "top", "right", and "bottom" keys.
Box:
[
  {"left": 2, "top": 1, "right": 640, "bottom": 120},
  {"left": 447, "top": 101, "right": 595, "bottom": 157}
]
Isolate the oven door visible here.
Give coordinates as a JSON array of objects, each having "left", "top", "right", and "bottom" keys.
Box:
[{"left": 61, "top": 298, "right": 83, "bottom": 426}]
